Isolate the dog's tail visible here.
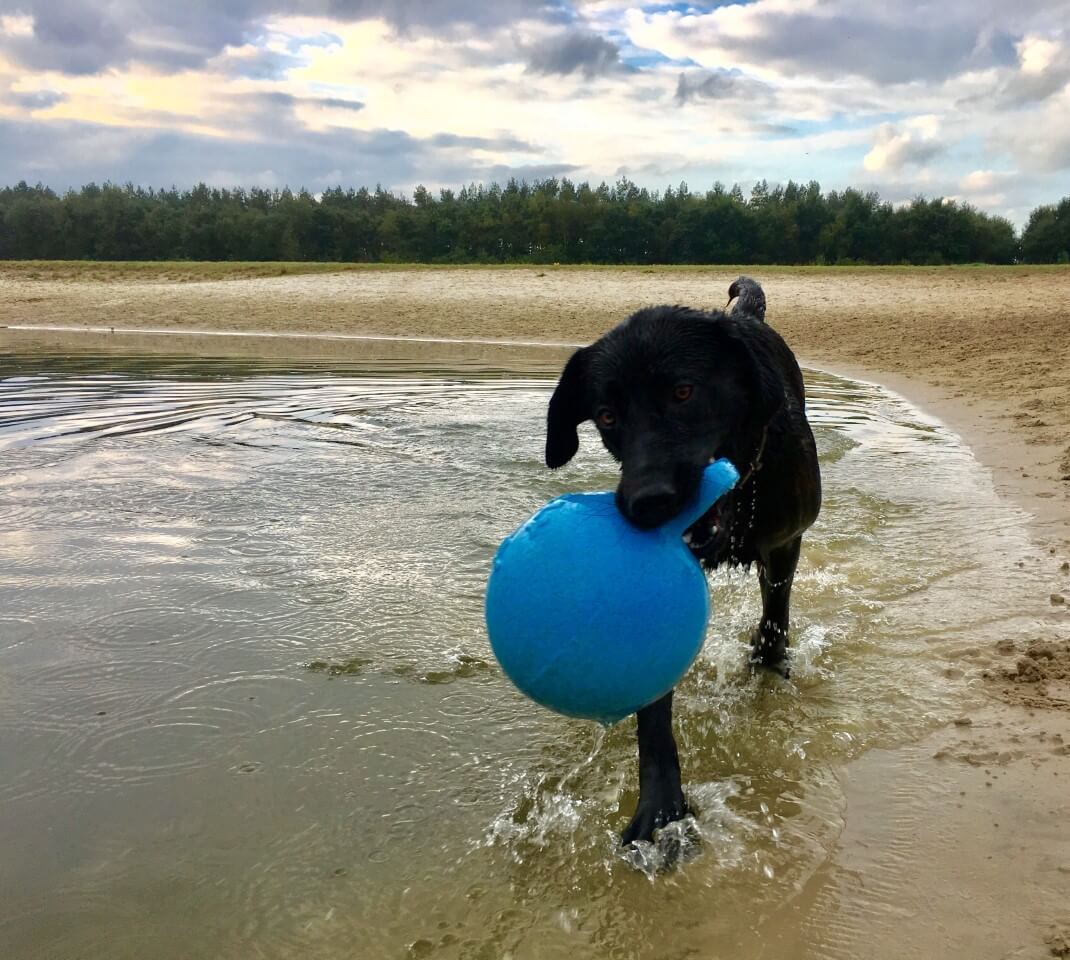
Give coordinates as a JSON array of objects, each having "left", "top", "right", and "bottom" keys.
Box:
[{"left": 727, "top": 276, "right": 766, "bottom": 322}]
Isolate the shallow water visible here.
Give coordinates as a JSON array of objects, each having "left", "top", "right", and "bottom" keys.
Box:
[{"left": 0, "top": 341, "right": 1053, "bottom": 959}]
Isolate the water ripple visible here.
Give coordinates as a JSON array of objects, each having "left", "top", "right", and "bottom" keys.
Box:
[{"left": 0, "top": 354, "right": 1063, "bottom": 960}]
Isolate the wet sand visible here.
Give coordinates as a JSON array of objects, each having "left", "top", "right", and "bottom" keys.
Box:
[{"left": 2, "top": 262, "right": 1070, "bottom": 956}]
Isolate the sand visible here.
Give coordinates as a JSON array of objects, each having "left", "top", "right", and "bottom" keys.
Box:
[{"left": 3, "top": 262, "right": 1070, "bottom": 955}]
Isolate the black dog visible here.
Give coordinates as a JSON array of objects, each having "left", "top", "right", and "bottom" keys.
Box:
[{"left": 544, "top": 276, "right": 821, "bottom": 846}]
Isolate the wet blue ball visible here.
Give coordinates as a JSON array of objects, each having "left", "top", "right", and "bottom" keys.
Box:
[{"left": 485, "top": 459, "right": 739, "bottom": 724}]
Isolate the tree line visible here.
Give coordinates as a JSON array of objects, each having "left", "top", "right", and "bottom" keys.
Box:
[{"left": 1, "top": 178, "right": 1067, "bottom": 265}]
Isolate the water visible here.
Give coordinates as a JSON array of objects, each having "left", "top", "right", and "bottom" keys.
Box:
[{"left": 0, "top": 342, "right": 1054, "bottom": 959}]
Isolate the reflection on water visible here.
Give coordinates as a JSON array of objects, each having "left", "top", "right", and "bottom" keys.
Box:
[{"left": 0, "top": 342, "right": 1051, "bottom": 959}]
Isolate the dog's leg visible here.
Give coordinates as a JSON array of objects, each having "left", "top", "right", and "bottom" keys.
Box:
[
  {"left": 621, "top": 690, "right": 688, "bottom": 845},
  {"left": 751, "top": 535, "right": 802, "bottom": 674}
]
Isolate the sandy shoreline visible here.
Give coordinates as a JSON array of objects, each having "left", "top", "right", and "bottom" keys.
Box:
[{"left": 2, "top": 264, "right": 1070, "bottom": 955}]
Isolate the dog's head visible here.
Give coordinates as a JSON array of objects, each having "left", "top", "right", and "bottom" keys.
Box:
[{"left": 546, "top": 305, "right": 782, "bottom": 529}]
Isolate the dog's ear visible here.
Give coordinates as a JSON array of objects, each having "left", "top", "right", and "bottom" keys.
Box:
[
  {"left": 713, "top": 321, "right": 784, "bottom": 426},
  {"left": 545, "top": 347, "right": 591, "bottom": 469}
]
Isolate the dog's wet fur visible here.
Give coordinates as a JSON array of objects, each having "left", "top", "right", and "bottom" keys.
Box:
[{"left": 545, "top": 277, "right": 821, "bottom": 846}]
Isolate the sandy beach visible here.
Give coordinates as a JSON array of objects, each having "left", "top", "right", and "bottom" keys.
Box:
[{"left": 2, "top": 262, "right": 1069, "bottom": 956}]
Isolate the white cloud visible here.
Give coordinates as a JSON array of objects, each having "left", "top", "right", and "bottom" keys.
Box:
[
  {"left": 0, "top": 14, "right": 33, "bottom": 38},
  {"left": 1017, "top": 35, "right": 1060, "bottom": 74},
  {"left": 863, "top": 119, "right": 944, "bottom": 172},
  {"left": 949, "top": 169, "right": 1017, "bottom": 209},
  {"left": 988, "top": 86, "right": 1070, "bottom": 173},
  {"left": 961, "top": 169, "right": 999, "bottom": 191}
]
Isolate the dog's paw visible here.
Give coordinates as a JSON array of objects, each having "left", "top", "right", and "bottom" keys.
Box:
[
  {"left": 750, "top": 655, "right": 791, "bottom": 680},
  {"left": 621, "top": 790, "right": 688, "bottom": 846},
  {"left": 749, "top": 626, "right": 790, "bottom": 677}
]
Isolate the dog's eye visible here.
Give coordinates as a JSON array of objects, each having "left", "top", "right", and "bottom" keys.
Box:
[
  {"left": 596, "top": 408, "right": 617, "bottom": 429},
  {"left": 673, "top": 384, "right": 693, "bottom": 403}
]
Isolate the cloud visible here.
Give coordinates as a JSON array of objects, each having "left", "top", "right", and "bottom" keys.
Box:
[
  {"left": 0, "top": 0, "right": 570, "bottom": 74},
  {"left": 0, "top": 13, "right": 34, "bottom": 37},
  {"left": 625, "top": 1, "right": 1029, "bottom": 85},
  {"left": 994, "top": 36, "right": 1070, "bottom": 108},
  {"left": 323, "top": 0, "right": 566, "bottom": 32},
  {"left": 863, "top": 119, "right": 945, "bottom": 172},
  {"left": 990, "top": 93, "right": 1070, "bottom": 173},
  {"left": 524, "top": 29, "right": 623, "bottom": 77},
  {"left": 466, "top": 161, "right": 582, "bottom": 184},
  {"left": 7, "top": 0, "right": 135, "bottom": 75},
  {"left": 0, "top": 115, "right": 562, "bottom": 194},
  {"left": 1018, "top": 35, "right": 1060, "bottom": 74},
  {"left": 674, "top": 68, "right": 773, "bottom": 105},
  {"left": 429, "top": 132, "right": 540, "bottom": 152},
  {"left": 219, "top": 48, "right": 308, "bottom": 81},
  {"left": 8, "top": 89, "right": 67, "bottom": 110},
  {"left": 256, "top": 91, "right": 365, "bottom": 112},
  {"left": 948, "top": 168, "right": 1016, "bottom": 208},
  {"left": 960, "top": 169, "right": 1002, "bottom": 192}
]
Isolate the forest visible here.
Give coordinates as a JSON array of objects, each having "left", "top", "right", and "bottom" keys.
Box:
[{"left": 1, "top": 178, "right": 1067, "bottom": 265}]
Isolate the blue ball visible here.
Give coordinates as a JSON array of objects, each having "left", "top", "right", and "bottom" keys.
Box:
[{"left": 485, "top": 459, "right": 739, "bottom": 724}]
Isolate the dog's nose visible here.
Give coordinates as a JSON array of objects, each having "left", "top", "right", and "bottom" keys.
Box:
[{"left": 625, "top": 483, "right": 679, "bottom": 530}]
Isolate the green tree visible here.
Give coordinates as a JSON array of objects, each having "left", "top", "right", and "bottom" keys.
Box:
[
  {"left": 0, "top": 177, "right": 1054, "bottom": 266},
  {"left": 1021, "top": 197, "right": 1070, "bottom": 262}
]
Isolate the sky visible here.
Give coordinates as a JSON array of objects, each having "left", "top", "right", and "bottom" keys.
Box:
[{"left": 1, "top": 0, "right": 1068, "bottom": 226}]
